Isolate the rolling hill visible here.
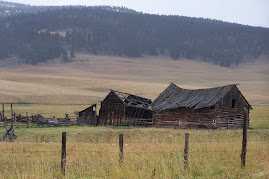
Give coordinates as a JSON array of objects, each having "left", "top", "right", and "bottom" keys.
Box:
[
  {"left": 0, "top": 2, "right": 268, "bottom": 67},
  {"left": 0, "top": 53, "right": 268, "bottom": 106}
]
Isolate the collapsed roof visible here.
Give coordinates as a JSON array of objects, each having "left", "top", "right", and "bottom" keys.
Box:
[{"left": 112, "top": 90, "right": 152, "bottom": 110}]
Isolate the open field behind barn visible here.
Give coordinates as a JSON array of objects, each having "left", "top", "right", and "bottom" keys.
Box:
[
  {"left": 0, "top": 54, "right": 269, "bottom": 106},
  {"left": 0, "top": 126, "right": 268, "bottom": 178}
]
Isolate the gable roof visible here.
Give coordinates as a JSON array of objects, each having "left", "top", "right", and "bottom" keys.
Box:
[
  {"left": 153, "top": 83, "right": 251, "bottom": 111},
  {"left": 111, "top": 90, "right": 152, "bottom": 110}
]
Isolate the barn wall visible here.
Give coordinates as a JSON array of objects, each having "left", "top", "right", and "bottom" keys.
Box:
[
  {"left": 78, "top": 105, "right": 97, "bottom": 125},
  {"left": 215, "top": 106, "right": 249, "bottom": 129},
  {"left": 99, "top": 91, "right": 153, "bottom": 126},
  {"left": 99, "top": 92, "right": 125, "bottom": 126},
  {"left": 153, "top": 106, "right": 249, "bottom": 129},
  {"left": 122, "top": 106, "right": 153, "bottom": 126},
  {"left": 153, "top": 108, "right": 215, "bottom": 129},
  {"left": 217, "top": 86, "right": 249, "bottom": 109}
]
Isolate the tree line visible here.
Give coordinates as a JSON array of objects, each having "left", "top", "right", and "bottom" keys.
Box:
[{"left": 0, "top": 6, "right": 268, "bottom": 66}]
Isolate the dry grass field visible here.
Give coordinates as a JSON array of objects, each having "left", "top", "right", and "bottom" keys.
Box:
[
  {"left": 0, "top": 54, "right": 269, "bottom": 178},
  {"left": 0, "top": 54, "right": 268, "bottom": 106},
  {"left": 0, "top": 126, "right": 268, "bottom": 178}
]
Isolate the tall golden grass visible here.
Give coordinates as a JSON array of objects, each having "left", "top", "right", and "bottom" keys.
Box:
[{"left": 0, "top": 127, "right": 268, "bottom": 178}]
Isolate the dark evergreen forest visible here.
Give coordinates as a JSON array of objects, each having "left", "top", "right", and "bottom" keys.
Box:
[{"left": 0, "top": 3, "right": 268, "bottom": 66}]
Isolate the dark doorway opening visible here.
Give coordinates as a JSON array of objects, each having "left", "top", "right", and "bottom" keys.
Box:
[{"left": 232, "top": 99, "right": 236, "bottom": 108}]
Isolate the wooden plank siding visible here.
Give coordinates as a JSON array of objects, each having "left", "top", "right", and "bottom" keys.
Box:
[
  {"left": 153, "top": 84, "right": 251, "bottom": 129},
  {"left": 216, "top": 86, "right": 250, "bottom": 109},
  {"left": 99, "top": 91, "right": 124, "bottom": 126},
  {"left": 153, "top": 108, "right": 215, "bottom": 129},
  {"left": 99, "top": 91, "right": 153, "bottom": 126},
  {"left": 153, "top": 107, "right": 249, "bottom": 129},
  {"left": 78, "top": 104, "right": 97, "bottom": 125}
]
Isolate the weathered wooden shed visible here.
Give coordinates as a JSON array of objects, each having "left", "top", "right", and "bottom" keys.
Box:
[
  {"left": 152, "top": 83, "right": 252, "bottom": 129},
  {"left": 99, "top": 90, "right": 153, "bottom": 126},
  {"left": 78, "top": 104, "right": 97, "bottom": 125}
]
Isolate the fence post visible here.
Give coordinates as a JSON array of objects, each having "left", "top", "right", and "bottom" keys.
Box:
[
  {"left": 61, "top": 132, "right": 67, "bottom": 175},
  {"left": 119, "top": 134, "right": 124, "bottom": 166},
  {"left": 11, "top": 104, "right": 13, "bottom": 121},
  {"left": 184, "top": 133, "right": 189, "bottom": 171},
  {"left": 241, "top": 107, "right": 248, "bottom": 168},
  {"left": 2, "top": 104, "right": 6, "bottom": 128}
]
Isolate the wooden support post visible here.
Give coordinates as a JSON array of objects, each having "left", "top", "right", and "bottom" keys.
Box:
[
  {"left": 11, "top": 104, "right": 14, "bottom": 128},
  {"left": 2, "top": 104, "right": 15, "bottom": 142},
  {"left": 133, "top": 107, "right": 138, "bottom": 125},
  {"left": 119, "top": 134, "right": 124, "bottom": 166},
  {"left": 2, "top": 103, "right": 4, "bottom": 119},
  {"left": 61, "top": 132, "right": 67, "bottom": 175},
  {"left": 123, "top": 106, "right": 126, "bottom": 124},
  {"left": 26, "top": 112, "right": 29, "bottom": 128},
  {"left": 4, "top": 116, "right": 7, "bottom": 128},
  {"left": 116, "top": 104, "right": 118, "bottom": 125},
  {"left": 2, "top": 104, "right": 5, "bottom": 125},
  {"left": 184, "top": 133, "right": 189, "bottom": 171},
  {"left": 241, "top": 107, "right": 248, "bottom": 168},
  {"left": 11, "top": 104, "right": 14, "bottom": 121}
]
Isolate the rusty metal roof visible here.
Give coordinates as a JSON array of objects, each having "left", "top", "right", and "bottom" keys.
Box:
[{"left": 152, "top": 83, "right": 244, "bottom": 111}]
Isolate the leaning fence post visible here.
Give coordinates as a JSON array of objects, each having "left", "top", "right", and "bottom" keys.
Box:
[
  {"left": 241, "top": 107, "right": 248, "bottom": 168},
  {"left": 184, "top": 133, "right": 189, "bottom": 171},
  {"left": 61, "top": 132, "right": 67, "bottom": 175},
  {"left": 119, "top": 134, "right": 124, "bottom": 166}
]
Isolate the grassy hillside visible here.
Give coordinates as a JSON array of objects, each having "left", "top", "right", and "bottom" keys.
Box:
[
  {"left": 0, "top": 54, "right": 268, "bottom": 106},
  {"left": 0, "top": 54, "right": 268, "bottom": 127}
]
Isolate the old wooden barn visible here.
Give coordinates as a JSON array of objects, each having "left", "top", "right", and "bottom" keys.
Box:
[
  {"left": 77, "top": 104, "right": 97, "bottom": 125},
  {"left": 152, "top": 83, "right": 252, "bottom": 129},
  {"left": 99, "top": 90, "right": 153, "bottom": 126}
]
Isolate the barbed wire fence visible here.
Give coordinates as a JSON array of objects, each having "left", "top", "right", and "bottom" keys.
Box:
[
  {"left": 0, "top": 103, "right": 268, "bottom": 176},
  {"left": 0, "top": 132, "right": 268, "bottom": 176}
]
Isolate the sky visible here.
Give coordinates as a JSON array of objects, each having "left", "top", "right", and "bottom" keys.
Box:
[{"left": 4, "top": 0, "right": 269, "bottom": 28}]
